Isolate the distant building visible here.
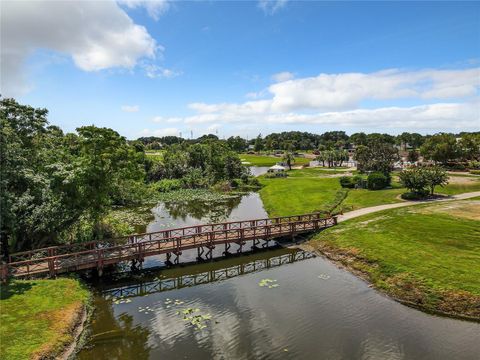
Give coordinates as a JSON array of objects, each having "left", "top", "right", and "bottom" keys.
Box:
[{"left": 268, "top": 164, "right": 286, "bottom": 173}]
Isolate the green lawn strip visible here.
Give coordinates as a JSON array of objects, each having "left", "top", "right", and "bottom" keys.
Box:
[
  {"left": 286, "top": 167, "right": 350, "bottom": 177},
  {"left": 436, "top": 177, "right": 480, "bottom": 195},
  {"left": 310, "top": 202, "right": 480, "bottom": 317},
  {"left": 258, "top": 169, "right": 480, "bottom": 219},
  {"left": 259, "top": 176, "right": 342, "bottom": 217},
  {"left": 240, "top": 154, "right": 310, "bottom": 167},
  {"left": 0, "top": 278, "right": 90, "bottom": 360}
]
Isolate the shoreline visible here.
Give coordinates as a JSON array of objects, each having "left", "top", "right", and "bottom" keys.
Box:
[
  {"left": 296, "top": 241, "right": 480, "bottom": 323},
  {"left": 58, "top": 304, "right": 89, "bottom": 360}
]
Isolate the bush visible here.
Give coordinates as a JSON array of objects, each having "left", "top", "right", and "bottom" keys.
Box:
[
  {"left": 154, "top": 179, "right": 183, "bottom": 192},
  {"left": 401, "top": 191, "right": 429, "bottom": 200},
  {"left": 367, "top": 172, "right": 389, "bottom": 190},
  {"left": 248, "top": 177, "right": 261, "bottom": 187},
  {"left": 468, "top": 161, "right": 480, "bottom": 170},
  {"left": 339, "top": 176, "right": 355, "bottom": 188},
  {"left": 353, "top": 175, "right": 366, "bottom": 188},
  {"left": 469, "top": 170, "right": 480, "bottom": 175},
  {"left": 230, "top": 179, "right": 239, "bottom": 188}
]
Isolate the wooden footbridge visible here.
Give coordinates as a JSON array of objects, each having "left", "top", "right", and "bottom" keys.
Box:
[{"left": 1, "top": 213, "right": 337, "bottom": 281}]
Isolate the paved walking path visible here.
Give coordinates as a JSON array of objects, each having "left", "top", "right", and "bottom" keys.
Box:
[{"left": 337, "top": 191, "right": 480, "bottom": 223}]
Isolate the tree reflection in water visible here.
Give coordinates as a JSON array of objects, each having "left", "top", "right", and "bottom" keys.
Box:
[
  {"left": 163, "top": 196, "right": 242, "bottom": 224},
  {"left": 78, "top": 298, "right": 151, "bottom": 360}
]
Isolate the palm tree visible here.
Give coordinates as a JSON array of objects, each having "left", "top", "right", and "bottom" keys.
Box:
[{"left": 282, "top": 151, "right": 295, "bottom": 170}]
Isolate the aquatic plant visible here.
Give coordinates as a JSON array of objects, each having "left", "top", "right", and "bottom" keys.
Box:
[
  {"left": 258, "top": 279, "right": 279, "bottom": 288},
  {"left": 156, "top": 189, "right": 240, "bottom": 203}
]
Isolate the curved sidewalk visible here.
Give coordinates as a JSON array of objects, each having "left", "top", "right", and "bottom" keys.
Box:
[{"left": 337, "top": 191, "right": 480, "bottom": 223}]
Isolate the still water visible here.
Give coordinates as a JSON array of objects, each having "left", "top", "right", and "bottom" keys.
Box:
[{"left": 78, "top": 193, "right": 480, "bottom": 360}]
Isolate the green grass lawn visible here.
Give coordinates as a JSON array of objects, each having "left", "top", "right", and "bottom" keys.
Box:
[
  {"left": 259, "top": 176, "right": 342, "bottom": 217},
  {"left": 240, "top": 154, "right": 310, "bottom": 167},
  {"left": 259, "top": 169, "right": 480, "bottom": 216},
  {"left": 310, "top": 200, "right": 480, "bottom": 317},
  {"left": 436, "top": 177, "right": 480, "bottom": 195},
  {"left": 0, "top": 278, "right": 89, "bottom": 360}
]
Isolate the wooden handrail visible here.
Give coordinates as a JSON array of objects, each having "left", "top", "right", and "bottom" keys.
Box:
[{"left": 8, "top": 212, "right": 331, "bottom": 262}]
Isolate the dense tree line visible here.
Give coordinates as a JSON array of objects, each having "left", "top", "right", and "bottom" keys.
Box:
[
  {"left": 1, "top": 99, "right": 146, "bottom": 255},
  {"left": 137, "top": 131, "right": 480, "bottom": 161},
  {"left": 147, "top": 141, "right": 247, "bottom": 186},
  {"left": 1, "top": 100, "right": 252, "bottom": 255}
]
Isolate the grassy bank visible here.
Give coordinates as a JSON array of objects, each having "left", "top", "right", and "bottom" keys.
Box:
[
  {"left": 259, "top": 176, "right": 343, "bottom": 217},
  {"left": 240, "top": 154, "right": 310, "bottom": 167},
  {"left": 258, "top": 168, "right": 480, "bottom": 216},
  {"left": 307, "top": 200, "right": 480, "bottom": 319},
  {"left": 0, "top": 278, "right": 90, "bottom": 360}
]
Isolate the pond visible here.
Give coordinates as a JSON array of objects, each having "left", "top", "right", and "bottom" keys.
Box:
[
  {"left": 249, "top": 166, "right": 270, "bottom": 177},
  {"left": 78, "top": 193, "right": 480, "bottom": 359}
]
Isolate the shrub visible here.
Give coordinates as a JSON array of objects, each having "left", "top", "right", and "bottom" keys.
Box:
[
  {"left": 401, "top": 190, "right": 429, "bottom": 200},
  {"left": 230, "top": 179, "right": 239, "bottom": 188},
  {"left": 154, "top": 179, "right": 183, "bottom": 192},
  {"left": 468, "top": 161, "right": 480, "bottom": 170},
  {"left": 470, "top": 170, "right": 480, "bottom": 175},
  {"left": 339, "top": 176, "right": 355, "bottom": 188},
  {"left": 240, "top": 173, "right": 249, "bottom": 183},
  {"left": 248, "top": 177, "right": 261, "bottom": 187},
  {"left": 353, "top": 175, "right": 366, "bottom": 188},
  {"left": 367, "top": 172, "right": 389, "bottom": 190}
]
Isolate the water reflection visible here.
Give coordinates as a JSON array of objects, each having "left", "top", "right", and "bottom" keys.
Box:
[
  {"left": 101, "top": 249, "right": 314, "bottom": 299},
  {"left": 78, "top": 301, "right": 151, "bottom": 360},
  {"left": 79, "top": 246, "right": 480, "bottom": 360},
  {"left": 163, "top": 196, "right": 242, "bottom": 223},
  {"left": 146, "top": 193, "right": 268, "bottom": 233}
]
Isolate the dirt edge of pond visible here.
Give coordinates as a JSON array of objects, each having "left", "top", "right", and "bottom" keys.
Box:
[
  {"left": 297, "top": 242, "right": 480, "bottom": 323},
  {"left": 58, "top": 303, "right": 89, "bottom": 360}
]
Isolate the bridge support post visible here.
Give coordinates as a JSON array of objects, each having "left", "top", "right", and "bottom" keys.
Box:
[
  {"left": 197, "top": 246, "right": 204, "bottom": 261},
  {"left": 165, "top": 252, "right": 173, "bottom": 266},
  {"left": 236, "top": 241, "right": 245, "bottom": 254},
  {"left": 0, "top": 263, "right": 8, "bottom": 284},
  {"left": 47, "top": 247, "right": 56, "bottom": 278},
  {"left": 251, "top": 239, "right": 260, "bottom": 251},
  {"left": 205, "top": 246, "right": 214, "bottom": 260},
  {"left": 223, "top": 243, "right": 231, "bottom": 256},
  {"left": 173, "top": 251, "right": 181, "bottom": 265}
]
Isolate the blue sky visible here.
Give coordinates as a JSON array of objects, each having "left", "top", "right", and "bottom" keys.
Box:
[{"left": 2, "top": 1, "right": 479, "bottom": 139}]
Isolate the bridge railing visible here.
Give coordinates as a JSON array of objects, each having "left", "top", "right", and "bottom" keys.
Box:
[
  {"left": 8, "top": 212, "right": 332, "bottom": 263},
  {"left": 4, "top": 217, "right": 336, "bottom": 280}
]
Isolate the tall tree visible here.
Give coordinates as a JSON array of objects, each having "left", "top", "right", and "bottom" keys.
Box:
[{"left": 420, "top": 133, "right": 459, "bottom": 164}]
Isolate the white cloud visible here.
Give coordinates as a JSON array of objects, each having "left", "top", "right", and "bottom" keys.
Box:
[
  {"left": 118, "top": 0, "right": 170, "bottom": 21},
  {"left": 272, "top": 71, "right": 294, "bottom": 82},
  {"left": 121, "top": 105, "right": 140, "bottom": 112},
  {"left": 164, "top": 66, "right": 479, "bottom": 132},
  {"left": 140, "top": 127, "right": 180, "bottom": 137},
  {"left": 258, "top": 0, "right": 288, "bottom": 15},
  {"left": 261, "top": 102, "right": 479, "bottom": 130},
  {"left": 184, "top": 67, "right": 480, "bottom": 119},
  {"left": 1, "top": 0, "right": 158, "bottom": 97},
  {"left": 144, "top": 64, "right": 182, "bottom": 78},
  {"left": 268, "top": 67, "right": 480, "bottom": 112}
]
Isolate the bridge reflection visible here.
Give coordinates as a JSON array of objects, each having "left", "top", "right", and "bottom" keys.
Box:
[{"left": 101, "top": 249, "right": 315, "bottom": 299}]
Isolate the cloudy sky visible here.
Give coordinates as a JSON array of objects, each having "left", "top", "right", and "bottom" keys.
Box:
[{"left": 1, "top": 0, "right": 479, "bottom": 139}]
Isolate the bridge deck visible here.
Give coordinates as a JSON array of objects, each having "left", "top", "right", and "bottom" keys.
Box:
[{"left": 2, "top": 213, "right": 336, "bottom": 280}]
